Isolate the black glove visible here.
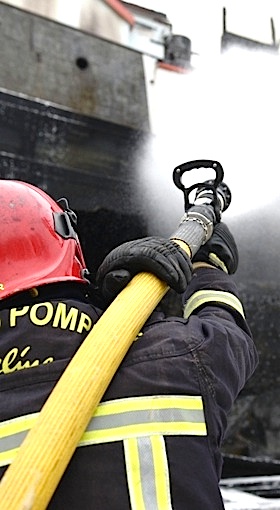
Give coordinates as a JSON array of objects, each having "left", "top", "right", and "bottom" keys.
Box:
[
  {"left": 192, "top": 222, "right": 238, "bottom": 274},
  {"left": 96, "top": 236, "right": 193, "bottom": 303}
]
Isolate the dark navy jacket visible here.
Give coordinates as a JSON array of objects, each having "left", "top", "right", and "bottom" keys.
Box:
[{"left": 0, "top": 268, "right": 258, "bottom": 509}]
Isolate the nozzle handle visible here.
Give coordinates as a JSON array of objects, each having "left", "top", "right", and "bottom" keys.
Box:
[{"left": 173, "top": 160, "right": 224, "bottom": 191}]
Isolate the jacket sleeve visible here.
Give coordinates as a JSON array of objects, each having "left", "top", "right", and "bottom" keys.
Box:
[
  {"left": 183, "top": 267, "right": 252, "bottom": 336},
  {"left": 182, "top": 267, "right": 259, "bottom": 443}
]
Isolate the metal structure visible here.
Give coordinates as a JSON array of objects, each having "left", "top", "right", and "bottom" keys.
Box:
[{"left": 221, "top": 7, "right": 279, "bottom": 54}]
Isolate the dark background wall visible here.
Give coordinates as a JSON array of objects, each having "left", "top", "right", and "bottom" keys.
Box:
[{"left": 0, "top": 2, "right": 151, "bottom": 271}]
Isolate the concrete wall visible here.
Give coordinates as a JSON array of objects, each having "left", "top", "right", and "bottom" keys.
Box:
[
  {"left": 2, "top": 0, "right": 171, "bottom": 59},
  {"left": 1, "top": 0, "right": 130, "bottom": 42},
  {"left": 0, "top": 2, "right": 150, "bottom": 131}
]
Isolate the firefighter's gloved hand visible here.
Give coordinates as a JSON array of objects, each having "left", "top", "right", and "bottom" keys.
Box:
[
  {"left": 192, "top": 222, "right": 238, "bottom": 274},
  {"left": 96, "top": 236, "right": 193, "bottom": 303}
]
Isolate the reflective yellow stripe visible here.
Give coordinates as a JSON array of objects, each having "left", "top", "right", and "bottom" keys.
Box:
[
  {"left": 152, "top": 435, "right": 172, "bottom": 509},
  {"left": 81, "top": 421, "right": 207, "bottom": 445},
  {"left": 94, "top": 395, "right": 204, "bottom": 414},
  {"left": 0, "top": 396, "right": 206, "bottom": 509},
  {"left": 184, "top": 289, "right": 245, "bottom": 319},
  {"left": 0, "top": 395, "right": 207, "bottom": 468},
  {"left": 124, "top": 438, "right": 146, "bottom": 510},
  {"left": 208, "top": 252, "right": 228, "bottom": 273},
  {"left": 80, "top": 395, "right": 206, "bottom": 444},
  {"left": 124, "top": 436, "right": 172, "bottom": 510},
  {"left": 0, "top": 414, "right": 38, "bottom": 467},
  {"left": 0, "top": 413, "right": 38, "bottom": 437}
]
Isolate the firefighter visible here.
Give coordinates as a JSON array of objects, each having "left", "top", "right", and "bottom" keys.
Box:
[{"left": 0, "top": 180, "right": 258, "bottom": 509}]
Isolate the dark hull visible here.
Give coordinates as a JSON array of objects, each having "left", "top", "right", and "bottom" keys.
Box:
[{"left": 0, "top": 90, "right": 148, "bottom": 272}]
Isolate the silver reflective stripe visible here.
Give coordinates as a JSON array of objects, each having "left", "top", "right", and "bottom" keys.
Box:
[
  {"left": 80, "top": 395, "right": 207, "bottom": 446},
  {"left": 184, "top": 289, "right": 245, "bottom": 319},
  {"left": 124, "top": 435, "right": 172, "bottom": 510},
  {"left": 0, "top": 395, "right": 207, "bottom": 509},
  {"left": 0, "top": 413, "right": 38, "bottom": 467},
  {"left": 0, "top": 430, "right": 26, "bottom": 454}
]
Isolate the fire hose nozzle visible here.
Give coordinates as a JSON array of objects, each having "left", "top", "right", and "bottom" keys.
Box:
[{"left": 171, "top": 159, "right": 232, "bottom": 257}]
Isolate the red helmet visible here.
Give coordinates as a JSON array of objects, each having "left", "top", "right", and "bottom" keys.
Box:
[{"left": 0, "top": 180, "right": 89, "bottom": 300}]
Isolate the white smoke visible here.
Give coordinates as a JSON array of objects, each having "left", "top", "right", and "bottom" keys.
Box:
[{"left": 136, "top": 47, "right": 280, "bottom": 237}]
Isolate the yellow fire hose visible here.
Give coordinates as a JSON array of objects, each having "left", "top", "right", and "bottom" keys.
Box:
[
  {"left": 0, "top": 241, "right": 190, "bottom": 510},
  {"left": 0, "top": 160, "right": 229, "bottom": 509}
]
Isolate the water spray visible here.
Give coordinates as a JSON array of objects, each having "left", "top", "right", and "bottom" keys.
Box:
[{"left": 0, "top": 160, "right": 232, "bottom": 510}]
